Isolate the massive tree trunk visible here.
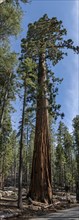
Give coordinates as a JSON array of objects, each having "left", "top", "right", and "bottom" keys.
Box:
[{"left": 28, "top": 53, "right": 52, "bottom": 203}]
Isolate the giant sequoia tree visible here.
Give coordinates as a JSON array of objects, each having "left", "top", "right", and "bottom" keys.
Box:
[{"left": 20, "top": 14, "right": 79, "bottom": 203}]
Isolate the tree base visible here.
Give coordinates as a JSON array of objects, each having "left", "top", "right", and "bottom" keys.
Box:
[{"left": 27, "top": 191, "right": 52, "bottom": 204}]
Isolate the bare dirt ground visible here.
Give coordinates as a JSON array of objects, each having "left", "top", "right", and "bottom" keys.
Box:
[{"left": 0, "top": 188, "right": 78, "bottom": 219}]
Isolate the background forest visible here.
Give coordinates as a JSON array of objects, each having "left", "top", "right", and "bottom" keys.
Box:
[{"left": 0, "top": 0, "right": 79, "bottom": 210}]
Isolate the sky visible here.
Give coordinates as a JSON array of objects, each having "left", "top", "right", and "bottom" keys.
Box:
[{"left": 11, "top": 0, "right": 79, "bottom": 132}]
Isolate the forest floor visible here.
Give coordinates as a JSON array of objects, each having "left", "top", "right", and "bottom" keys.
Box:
[{"left": 0, "top": 187, "right": 78, "bottom": 219}]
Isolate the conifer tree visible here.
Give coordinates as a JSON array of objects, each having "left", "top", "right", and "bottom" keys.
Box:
[
  {"left": 0, "top": 0, "right": 28, "bottom": 129},
  {"left": 63, "top": 127, "right": 73, "bottom": 188},
  {"left": 20, "top": 14, "right": 79, "bottom": 203},
  {"left": 0, "top": 0, "right": 28, "bottom": 39},
  {"left": 17, "top": 57, "right": 37, "bottom": 208},
  {"left": 55, "top": 122, "right": 74, "bottom": 189},
  {"left": 73, "top": 115, "right": 79, "bottom": 201},
  {"left": 0, "top": 108, "right": 12, "bottom": 188},
  {"left": 0, "top": 44, "right": 17, "bottom": 129},
  {"left": 0, "top": 2, "right": 21, "bottom": 40}
]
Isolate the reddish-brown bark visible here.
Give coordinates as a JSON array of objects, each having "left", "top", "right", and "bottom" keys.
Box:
[{"left": 28, "top": 53, "right": 52, "bottom": 203}]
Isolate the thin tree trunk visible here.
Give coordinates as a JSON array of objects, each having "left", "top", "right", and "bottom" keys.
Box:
[
  {"left": 26, "top": 127, "right": 28, "bottom": 186},
  {"left": 0, "top": 157, "right": 3, "bottom": 189},
  {"left": 14, "top": 149, "right": 16, "bottom": 189},
  {"left": 18, "top": 83, "right": 26, "bottom": 209},
  {"left": 2, "top": 155, "right": 5, "bottom": 190},
  {"left": 76, "top": 151, "right": 79, "bottom": 202},
  {"left": 28, "top": 53, "right": 52, "bottom": 203}
]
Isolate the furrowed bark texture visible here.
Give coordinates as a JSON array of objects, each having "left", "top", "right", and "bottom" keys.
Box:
[{"left": 29, "top": 53, "right": 52, "bottom": 203}]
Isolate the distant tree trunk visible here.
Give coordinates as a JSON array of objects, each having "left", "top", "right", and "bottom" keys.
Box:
[
  {"left": 0, "top": 72, "right": 12, "bottom": 129},
  {"left": 76, "top": 181, "right": 79, "bottom": 202},
  {"left": 28, "top": 53, "right": 52, "bottom": 203},
  {"left": 76, "top": 152, "right": 79, "bottom": 202},
  {"left": 14, "top": 151, "right": 16, "bottom": 189},
  {"left": 0, "top": 157, "right": 3, "bottom": 189},
  {"left": 0, "top": 91, "right": 8, "bottom": 129},
  {"left": 73, "top": 116, "right": 79, "bottom": 201},
  {"left": 26, "top": 127, "right": 28, "bottom": 186},
  {"left": 18, "top": 83, "right": 26, "bottom": 209},
  {"left": 1, "top": 155, "right": 5, "bottom": 190}
]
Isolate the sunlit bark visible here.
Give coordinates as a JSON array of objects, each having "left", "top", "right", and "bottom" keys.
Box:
[{"left": 28, "top": 53, "right": 52, "bottom": 203}]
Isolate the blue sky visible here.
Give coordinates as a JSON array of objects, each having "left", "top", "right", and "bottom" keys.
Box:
[{"left": 11, "top": 0, "right": 79, "bottom": 132}]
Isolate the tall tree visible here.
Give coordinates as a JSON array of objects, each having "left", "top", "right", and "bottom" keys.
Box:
[
  {"left": 0, "top": 44, "right": 17, "bottom": 129},
  {"left": 0, "top": 107, "right": 12, "bottom": 188},
  {"left": 63, "top": 126, "right": 73, "bottom": 188},
  {"left": 19, "top": 14, "right": 79, "bottom": 203},
  {"left": 0, "top": 0, "right": 28, "bottom": 39},
  {"left": 0, "top": 2, "right": 22, "bottom": 40},
  {"left": 0, "top": 0, "right": 28, "bottom": 129},
  {"left": 18, "top": 81, "right": 26, "bottom": 208},
  {"left": 55, "top": 121, "right": 74, "bottom": 189},
  {"left": 73, "top": 115, "right": 79, "bottom": 201},
  {"left": 0, "top": 0, "right": 29, "bottom": 135},
  {"left": 55, "top": 122, "right": 65, "bottom": 188},
  {"left": 17, "top": 57, "right": 37, "bottom": 208}
]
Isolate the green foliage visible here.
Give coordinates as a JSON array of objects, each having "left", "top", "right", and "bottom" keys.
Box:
[
  {"left": 18, "top": 57, "right": 37, "bottom": 115},
  {"left": 55, "top": 121, "right": 76, "bottom": 188},
  {"left": 0, "top": 43, "right": 17, "bottom": 128},
  {"left": 0, "top": 0, "right": 29, "bottom": 189},
  {"left": 18, "top": 57, "right": 37, "bottom": 86},
  {"left": 0, "top": 2, "right": 22, "bottom": 40},
  {"left": 0, "top": 116, "right": 18, "bottom": 185},
  {"left": 21, "top": 14, "right": 79, "bottom": 63},
  {"left": 22, "top": 127, "right": 35, "bottom": 185},
  {"left": 73, "top": 115, "right": 79, "bottom": 180},
  {"left": 0, "top": 44, "right": 17, "bottom": 82},
  {"left": 73, "top": 115, "right": 79, "bottom": 147},
  {"left": 0, "top": 108, "right": 12, "bottom": 180},
  {"left": 2, "top": 139, "right": 14, "bottom": 177},
  {"left": 20, "top": 14, "right": 79, "bottom": 120}
]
